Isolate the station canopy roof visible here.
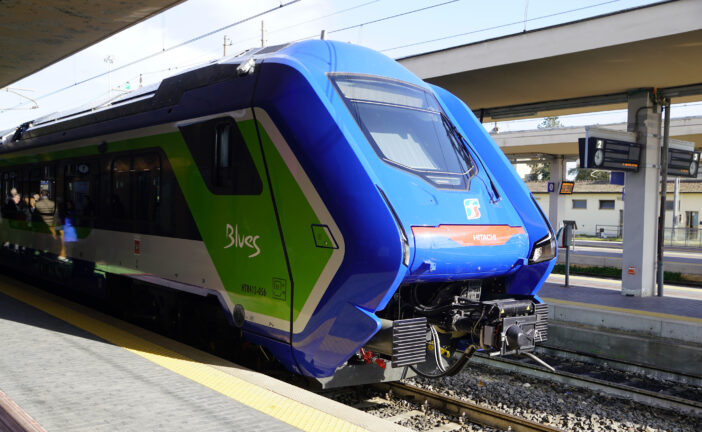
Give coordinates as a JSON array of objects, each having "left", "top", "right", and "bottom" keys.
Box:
[
  {"left": 0, "top": 0, "right": 185, "bottom": 89},
  {"left": 399, "top": 0, "right": 702, "bottom": 122}
]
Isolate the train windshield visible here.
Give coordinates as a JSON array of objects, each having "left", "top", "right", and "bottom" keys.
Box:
[{"left": 332, "top": 75, "right": 476, "bottom": 189}]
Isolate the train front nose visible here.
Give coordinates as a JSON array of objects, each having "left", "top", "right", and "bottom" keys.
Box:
[{"left": 409, "top": 223, "right": 529, "bottom": 279}]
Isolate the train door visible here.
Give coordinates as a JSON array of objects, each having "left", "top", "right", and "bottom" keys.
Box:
[
  {"left": 178, "top": 112, "right": 292, "bottom": 343},
  {"left": 252, "top": 108, "right": 345, "bottom": 348}
]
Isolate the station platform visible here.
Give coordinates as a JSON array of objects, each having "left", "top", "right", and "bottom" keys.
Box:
[
  {"left": 540, "top": 274, "right": 702, "bottom": 377},
  {"left": 557, "top": 244, "right": 702, "bottom": 276},
  {"left": 0, "top": 275, "right": 408, "bottom": 432}
]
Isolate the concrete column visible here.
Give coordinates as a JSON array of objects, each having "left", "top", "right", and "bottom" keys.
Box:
[
  {"left": 621, "top": 91, "right": 661, "bottom": 297},
  {"left": 548, "top": 155, "right": 566, "bottom": 231}
]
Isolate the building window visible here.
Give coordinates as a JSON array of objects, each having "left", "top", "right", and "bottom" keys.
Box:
[
  {"left": 572, "top": 199, "right": 587, "bottom": 209},
  {"left": 665, "top": 200, "right": 674, "bottom": 211},
  {"left": 599, "top": 200, "right": 615, "bottom": 210}
]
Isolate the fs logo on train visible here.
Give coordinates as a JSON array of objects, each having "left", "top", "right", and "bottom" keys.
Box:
[{"left": 464, "top": 198, "right": 481, "bottom": 220}]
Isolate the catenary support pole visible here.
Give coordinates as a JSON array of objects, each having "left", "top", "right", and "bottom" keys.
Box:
[{"left": 657, "top": 98, "right": 671, "bottom": 297}]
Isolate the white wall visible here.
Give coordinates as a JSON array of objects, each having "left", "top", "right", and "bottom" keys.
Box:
[
  {"left": 666, "top": 192, "right": 702, "bottom": 229},
  {"left": 534, "top": 192, "right": 623, "bottom": 236},
  {"left": 534, "top": 191, "right": 702, "bottom": 236}
]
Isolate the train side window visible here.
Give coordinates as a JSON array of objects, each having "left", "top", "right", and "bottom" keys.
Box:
[
  {"left": 28, "top": 166, "right": 41, "bottom": 198},
  {"left": 0, "top": 172, "right": 15, "bottom": 204},
  {"left": 215, "top": 123, "right": 233, "bottom": 188},
  {"left": 40, "top": 164, "right": 55, "bottom": 200},
  {"left": 65, "top": 161, "right": 97, "bottom": 226},
  {"left": 111, "top": 157, "right": 131, "bottom": 219},
  {"left": 133, "top": 153, "right": 161, "bottom": 222},
  {"left": 180, "top": 117, "right": 262, "bottom": 195},
  {"left": 0, "top": 172, "right": 8, "bottom": 206}
]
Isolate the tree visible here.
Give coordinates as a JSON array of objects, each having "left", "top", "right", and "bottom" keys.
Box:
[
  {"left": 567, "top": 166, "right": 609, "bottom": 181},
  {"left": 537, "top": 116, "right": 563, "bottom": 129},
  {"left": 526, "top": 161, "right": 550, "bottom": 181},
  {"left": 525, "top": 116, "right": 563, "bottom": 180}
]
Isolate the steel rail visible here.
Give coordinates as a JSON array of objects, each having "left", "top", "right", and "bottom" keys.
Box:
[
  {"left": 375, "top": 382, "right": 563, "bottom": 432},
  {"left": 471, "top": 354, "right": 702, "bottom": 415},
  {"left": 536, "top": 345, "right": 702, "bottom": 387}
]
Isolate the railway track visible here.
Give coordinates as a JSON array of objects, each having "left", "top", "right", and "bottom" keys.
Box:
[
  {"left": 346, "top": 346, "right": 702, "bottom": 431},
  {"left": 471, "top": 351, "right": 702, "bottom": 415},
  {"left": 535, "top": 345, "right": 702, "bottom": 387},
  {"left": 374, "top": 381, "right": 563, "bottom": 432}
]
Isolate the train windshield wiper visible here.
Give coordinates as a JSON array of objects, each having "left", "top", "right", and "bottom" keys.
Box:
[{"left": 441, "top": 113, "right": 501, "bottom": 202}]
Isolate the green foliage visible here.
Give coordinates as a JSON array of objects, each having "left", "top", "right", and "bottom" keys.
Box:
[
  {"left": 537, "top": 116, "right": 563, "bottom": 129},
  {"left": 526, "top": 161, "right": 550, "bottom": 181},
  {"left": 567, "top": 166, "right": 610, "bottom": 181}
]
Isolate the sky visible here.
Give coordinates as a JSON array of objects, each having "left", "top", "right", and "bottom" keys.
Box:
[{"left": 0, "top": 0, "right": 688, "bottom": 133}]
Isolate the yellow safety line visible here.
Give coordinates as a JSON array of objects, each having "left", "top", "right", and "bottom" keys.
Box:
[
  {"left": 0, "top": 281, "right": 367, "bottom": 432},
  {"left": 542, "top": 297, "right": 702, "bottom": 325}
]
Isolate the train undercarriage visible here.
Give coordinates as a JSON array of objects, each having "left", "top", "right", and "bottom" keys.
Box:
[{"left": 354, "top": 278, "right": 549, "bottom": 382}]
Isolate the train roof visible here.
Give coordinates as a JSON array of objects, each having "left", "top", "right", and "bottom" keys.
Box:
[
  {"left": 0, "top": 40, "right": 419, "bottom": 155},
  {"left": 0, "top": 42, "right": 294, "bottom": 153}
]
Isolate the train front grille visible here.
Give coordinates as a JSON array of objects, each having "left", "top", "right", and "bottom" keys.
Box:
[
  {"left": 534, "top": 303, "right": 549, "bottom": 343},
  {"left": 391, "top": 317, "right": 427, "bottom": 367}
]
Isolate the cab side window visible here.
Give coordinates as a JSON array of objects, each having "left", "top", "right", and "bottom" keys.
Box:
[{"left": 180, "top": 117, "right": 262, "bottom": 195}]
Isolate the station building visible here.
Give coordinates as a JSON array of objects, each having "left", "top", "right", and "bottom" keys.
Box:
[{"left": 528, "top": 180, "right": 702, "bottom": 243}]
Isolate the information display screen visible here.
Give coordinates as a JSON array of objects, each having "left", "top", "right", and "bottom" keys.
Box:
[
  {"left": 667, "top": 148, "right": 700, "bottom": 178},
  {"left": 559, "top": 181, "right": 575, "bottom": 194},
  {"left": 579, "top": 137, "right": 641, "bottom": 172}
]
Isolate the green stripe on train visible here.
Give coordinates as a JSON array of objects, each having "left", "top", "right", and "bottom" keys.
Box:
[{"left": 0, "top": 120, "right": 333, "bottom": 324}]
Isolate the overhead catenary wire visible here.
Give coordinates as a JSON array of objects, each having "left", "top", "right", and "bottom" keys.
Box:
[
  {"left": 292, "top": 0, "right": 460, "bottom": 43},
  {"left": 5, "top": 0, "right": 452, "bottom": 112},
  {"left": 216, "top": 0, "right": 380, "bottom": 52},
  {"left": 1, "top": 0, "right": 680, "bottom": 118},
  {"left": 5, "top": 0, "right": 301, "bottom": 111},
  {"left": 97, "top": 1, "right": 382, "bottom": 95},
  {"left": 381, "top": 0, "right": 622, "bottom": 53}
]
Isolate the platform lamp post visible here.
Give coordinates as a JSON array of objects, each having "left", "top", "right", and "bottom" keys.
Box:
[{"left": 104, "top": 55, "right": 114, "bottom": 98}]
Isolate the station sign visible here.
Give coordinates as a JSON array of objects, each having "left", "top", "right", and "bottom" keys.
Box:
[
  {"left": 579, "top": 127, "right": 641, "bottom": 172},
  {"left": 667, "top": 140, "right": 699, "bottom": 178}
]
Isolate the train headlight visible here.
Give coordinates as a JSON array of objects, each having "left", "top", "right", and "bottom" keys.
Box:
[{"left": 529, "top": 232, "right": 556, "bottom": 264}]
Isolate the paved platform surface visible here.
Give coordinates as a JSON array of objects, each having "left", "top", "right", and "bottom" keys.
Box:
[
  {"left": 542, "top": 273, "right": 702, "bottom": 348},
  {"left": 0, "top": 275, "right": 407, "bottom": 432},
  {"left": 543, "top": 274, "right": 702, "bottom": 320}
]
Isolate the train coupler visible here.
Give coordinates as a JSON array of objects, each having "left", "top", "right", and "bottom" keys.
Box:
[{"left": 480, "top": 300, "right": 549, "bottom": 356}]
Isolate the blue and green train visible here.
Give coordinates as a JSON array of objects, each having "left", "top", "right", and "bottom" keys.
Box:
[{"left": 0, "top": 40, "right": 556, "bottom": 385}]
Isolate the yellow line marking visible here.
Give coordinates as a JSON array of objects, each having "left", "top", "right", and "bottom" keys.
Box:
[
  {"left": 542, "top": 297, "right": 702, "bottom": 325},
  {"left": 0, "top": 281, "right": 367, "bottom": 432}
]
